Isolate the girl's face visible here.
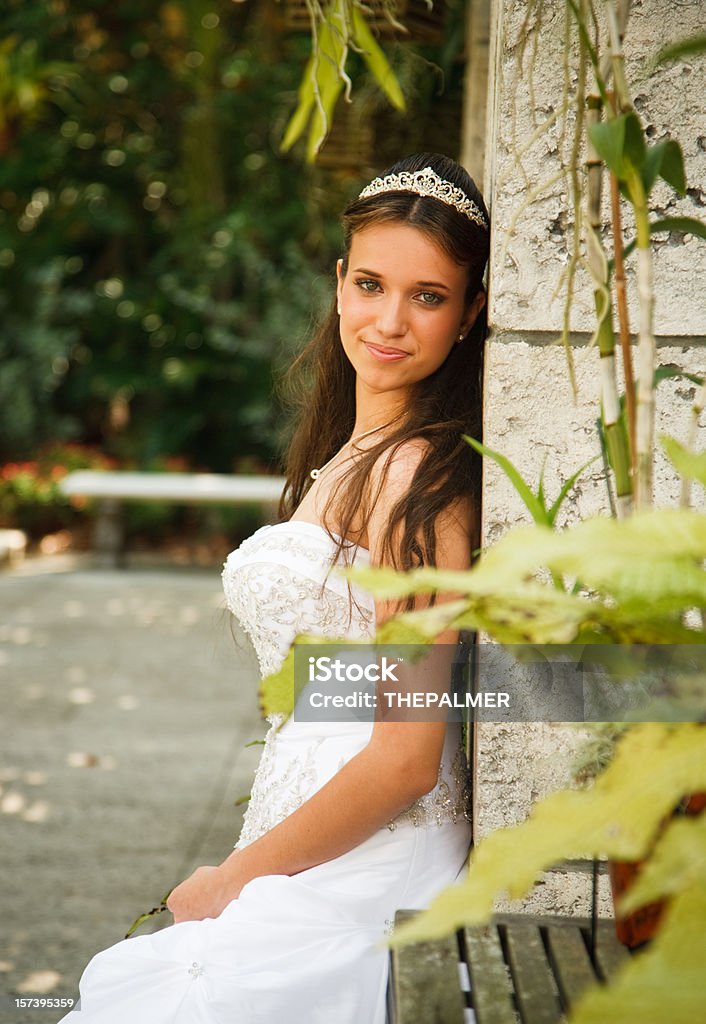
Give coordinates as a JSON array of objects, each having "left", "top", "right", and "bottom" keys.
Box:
[{"left": 336, "top": 221, "right": 484, "bottom": 410}]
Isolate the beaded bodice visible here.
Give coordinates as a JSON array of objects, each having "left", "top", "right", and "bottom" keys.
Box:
[
  {"left": 221, "top": 521, "right": 469, "bottom": 847},
  {"left": 222, "top": 520, "right": 374, "bottom": 679}
]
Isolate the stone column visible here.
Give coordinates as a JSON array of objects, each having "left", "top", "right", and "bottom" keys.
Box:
[{"left": 469, "top": 0, "right": 706, "bottom": 915}]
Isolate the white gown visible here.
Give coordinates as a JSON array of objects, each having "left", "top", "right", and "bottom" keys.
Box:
[{"left": 59, "top": 520, "right": 471, "bottom": 1024}]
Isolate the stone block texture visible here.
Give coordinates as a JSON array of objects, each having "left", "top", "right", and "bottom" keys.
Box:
[
  {"left": 473, "top": 0, "right": 705, "bottom": 917},
  {"left": 485, "top": 0, "right": 706, "bottom": 335}
]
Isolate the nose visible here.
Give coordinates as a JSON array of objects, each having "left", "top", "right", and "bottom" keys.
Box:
[{"left": 375, "top": 294, "right": 407, "bottom": 339}]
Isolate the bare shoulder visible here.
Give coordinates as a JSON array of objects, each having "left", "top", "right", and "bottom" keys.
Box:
[
  {"left": 368, "top": 432, "right": 430, "bottom": 495},
  {"left": 366, "top": 437, "right": 472, "bottom": 572}
]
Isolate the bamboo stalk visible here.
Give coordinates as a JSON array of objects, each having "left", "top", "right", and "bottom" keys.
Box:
[
  {"left": 560, "top": 4, "right": 585, "bottom": 398},
  {"left": 632, "top": 191, "right": 656, "bottom": 509},
  {"left": 585, "top": 92, "right": 632, "bottom": 517},
  {"left": 604, "top": 0, "right": 655, "bottom": 509},
  {"left": 681, "top": 382, "right": 706, "bottom": 509},
  {"left": 610, "top": 169, "right": 637, "bottom": 477},
  {"left": 604, "top": 0, "right": 631, "bottom": 111},
  {"left": 681, "top": 379, "right": 706, "bottom": 631},
  {"left": 605, "top": 8, "right": 636, "bottom": 486}
]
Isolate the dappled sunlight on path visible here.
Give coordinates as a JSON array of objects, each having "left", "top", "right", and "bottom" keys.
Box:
[{"left": 0, "top": 562, "right": 263, "bottom": 1023}]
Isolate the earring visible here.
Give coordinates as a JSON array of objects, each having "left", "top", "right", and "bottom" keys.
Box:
[
  {"left": 457, "top": 331, "right": 465, "bottom": 343},
  {"left": 337, "top": 306, "right": 342, "bottom": 315}
]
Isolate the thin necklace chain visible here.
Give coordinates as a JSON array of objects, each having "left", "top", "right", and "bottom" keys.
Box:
[{"left": 309, "top": 422, "right": 394, "bottom": 480}]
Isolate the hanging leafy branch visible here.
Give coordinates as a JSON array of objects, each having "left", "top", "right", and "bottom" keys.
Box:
[{"left": 280, "top": 0, "right": 405, "bottom": 162}]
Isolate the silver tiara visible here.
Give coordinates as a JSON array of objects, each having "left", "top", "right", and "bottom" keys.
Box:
[{"left": 358, "top": 166, "right": 488, "bottom": 228}]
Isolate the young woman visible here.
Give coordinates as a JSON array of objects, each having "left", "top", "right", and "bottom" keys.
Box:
[{"left": 58, "top": 152, "right": 490, "bottom": 1024}]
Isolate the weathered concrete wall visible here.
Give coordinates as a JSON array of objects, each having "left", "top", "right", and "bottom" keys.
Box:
[
  {"left": 483, "top": 339, "right": 706, "bottom": 540},
  {"left": 472, "top": 0, "right": 706, "bottom": 916},
  {"left": 487, "top": 0, "right": 706, "bottom": 336}
]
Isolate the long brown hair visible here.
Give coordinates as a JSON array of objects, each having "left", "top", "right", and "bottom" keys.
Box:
[{"left": 277, "top": 153, "right": 490, "bottom": 600}]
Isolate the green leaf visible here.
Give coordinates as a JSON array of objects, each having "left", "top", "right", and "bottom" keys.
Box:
[
  {"left": 547, "top": 455, "right": 600, "bottom": 526},
  {"left": 657, "top": 139, "right": 686, "bottom": 195},
  {"left": 305, "top": 15, "right": 348, "bottom": 161},
  {"left": 376, "top": 598, "right": 470, "bottom": 644},
  {"left": 655, "top": 33, "right": 706, "bottom": 65},
  {"left": 592, "top": 557, "right": 706, "bottom": 611},
  {"left": 571, "top": 881, "right": 706, "bottom": 1023},
  {"left": 622, "top": 217, "right": 706, "bottom": 260},
  {"left": 537, "top": 454, "right": 548, "bottom": 510},
  {"left": 454, "top": 586, "right": 592, "bottom": 644},
  {"left": 344, "top": 561, "right": 590, "bottom": 645},
  {"left": 642, "top": 139, "right": 686, "bottom": 197},
  {"left": 280, "top": 57, "right": 316, "bottom": 152},
  {"left": 281, "top": 5, "right": 352, "bottom": 159},
  {"left": 342, "top": 563, "right": 468, "bottom": 602},
  {"left": 623, "top": 112, "right": 647, "bottom": 169},
  {"left": 258, "top": 635, "right": 376, "bottom": 719},
  {"left": 619, "top": 814, "right": 706, "bottom": 913},
  {"left": 654, "top": 364, "right": 704, "bottom": 388},
  {"left": 463, "top": 436, "right": 549, "bottom": 525},
  {"left": 661, "top": 435, "right": 706, "bottom": 490},
  {"left": 306, "top": 76, "right": 344, "bottom": 162},
  {"left": 590, "top": 113, "right": 645, "bottom": 181},
  {"left": 641, "top": 141, "right": 667, "bottom": 196},
  {"left": 390, "top": 724, "right": 706, "bottom": 946},
  {"left": 347, "top": 510, "right": 706, "bottom": 648},
  {"left": 351, "top": 7, "right": 405, "bottom": 112},
  {"left": 651, "top": 216, "right": 706, "bottom": 241},
  {"left": 589, "top": 116, "right": 628, "bottom": 177},
  {"left": 375, "top": 616, "right": 433, "bottom": 645},
  {"left": 477, "top": 510, "right": 706, "bottom": 587},
  {"left": 259, "top": 645, "right": 297, "bottom": 719}
]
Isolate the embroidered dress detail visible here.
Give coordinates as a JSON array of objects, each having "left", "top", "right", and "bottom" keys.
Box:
[
  {"left": 222, "top": 523, "right": 373, "bottom": 679},
  {"left": 390, "top": 745, "right": 471, "bottom": 830},
  {"left": 221, "top": 520, "right": 469, "bottom": 844}
]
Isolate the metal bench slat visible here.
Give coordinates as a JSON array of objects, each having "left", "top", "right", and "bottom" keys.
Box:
[
  {"left": 544, "top": 922, "right": 596, "bottom": 1010},
  {"left": 463, "top": 924, "right": 516, "bottom": 1024},
  {"left": 390, "top": 911, "right": 466, "bottom": 1024},
  {"left": 503, "top": 921, "right": 562, "bottom": 1024}
]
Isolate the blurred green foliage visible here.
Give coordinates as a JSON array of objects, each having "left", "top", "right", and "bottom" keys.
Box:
[{"left": 0, "top": 0, "right": 466, "bottom": 472}]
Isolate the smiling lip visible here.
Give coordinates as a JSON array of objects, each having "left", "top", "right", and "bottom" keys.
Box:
[{"left": 364, "top": 342, "right": 409, "bottom": 362}]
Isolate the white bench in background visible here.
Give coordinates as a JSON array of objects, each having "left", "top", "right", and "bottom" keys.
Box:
[{"left": 59, "top": 470, "right": 285, "bottom": 568}]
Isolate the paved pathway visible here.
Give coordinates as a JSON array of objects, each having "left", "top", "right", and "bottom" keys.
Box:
[{"left": 0, "top": 556, "right": 263, "bottom": 1023}]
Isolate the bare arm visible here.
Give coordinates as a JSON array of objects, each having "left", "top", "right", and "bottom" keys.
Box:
[{"left": 167, "top": 446, "right": 471, "bottom": 922}]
